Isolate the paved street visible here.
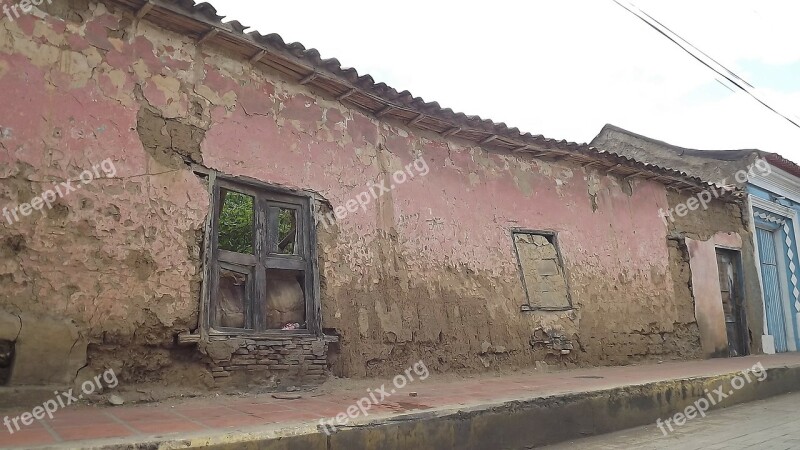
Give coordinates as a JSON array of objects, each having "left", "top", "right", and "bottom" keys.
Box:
[{"left": 548, "top": 391, "right": 800, "bottom": 449}]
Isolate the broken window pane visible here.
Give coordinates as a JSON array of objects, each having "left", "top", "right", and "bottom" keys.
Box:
[
  {"left": 216, "top": 268, "right": 248, "bottom": 328},
  {"left": 264, "top": 269, "right": 306, "bottom": 329},
  {"left": 218, "top": 189, "right": 254, "bottom": 254},
  {"left": 277, "top": 208, "right": 297, "bottom": 255},
  {"left": 514, "top": 232, "right": 571, "bottom": 310}
]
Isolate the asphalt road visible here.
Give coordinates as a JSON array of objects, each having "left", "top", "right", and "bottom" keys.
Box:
[{"left": 546, "top": 391, "right": 800, "bottom": 449}]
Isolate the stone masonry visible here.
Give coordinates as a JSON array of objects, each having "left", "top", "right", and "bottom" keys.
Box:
[{"left": 204, "top": 336, "right": 329, "bottom": 385}]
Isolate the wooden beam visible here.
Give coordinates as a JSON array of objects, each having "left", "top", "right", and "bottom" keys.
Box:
[
  {"left": 665, "top": 181, "right": 682, "bottom": 189},
  {"left": 197, "top": 28, "right": 219, "bottom": 45},
  {"left": 375, "top": 105, "right": 394, "bottom": 117},
  {"left": 441, "top": 127, "right": 461, "bottom": 137},
  {"left": 177, "top": 332, "right": 201, "bottom": 345},
  {"left": 512, "top": 145, "right": 530, "bottom": 153},
  {"left": 574, "top": 157, "right": 595, "bottom": 165},
  {"left": 299, "top": 71, "right": 318, "bottom": 85},
  {"left": 583, "top": 161, "right": 599, "bottom": 169},
  {"left": 336, "top": 88, "right": 357, "bottom": 101},
  {"left": 606, "top": 164, "right": 624, "bottom": 174},
  {"left": 408, "top": 113, "right": 425, "bottom": 126},
  {"left": 135, "top": 1, "right": 155, "bottom": 19},
  {"left": 479, "top": 134, "right": 499, "bottom": 145},
  {"left": 624, "top": 171, "right": 645, "bottom": 181},
  {"left": 249, "top": 50, "right": 267, "bottom": 64}
]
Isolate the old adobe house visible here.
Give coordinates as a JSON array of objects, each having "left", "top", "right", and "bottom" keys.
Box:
[
  {"left": 0, "top": 0, "right": 765, "bottom": 389},
  {"left": 592, "top": 124, "right": 800, "bottom": 356}
]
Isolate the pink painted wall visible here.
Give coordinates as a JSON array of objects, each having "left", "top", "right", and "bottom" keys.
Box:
[
  {"left": 0, "top": 2, "right": 723, "bottom": 382},
  {"left": 686, "top": 232, "right": 743, "bottom": 357}
]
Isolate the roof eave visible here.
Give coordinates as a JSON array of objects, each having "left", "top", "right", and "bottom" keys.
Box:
[{"left": 103, "top": 0, "right": 718, "bottom": 194}]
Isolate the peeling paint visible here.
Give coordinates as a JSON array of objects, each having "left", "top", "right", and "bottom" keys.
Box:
[{"left": 0, "top": 1, "right": 756, "bottom": 387}]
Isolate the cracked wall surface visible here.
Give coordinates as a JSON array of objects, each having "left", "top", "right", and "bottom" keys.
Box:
[
  {"left": 0, "top": 1, "right": 755, "bottom": 386},
  {"left": 0, "top": 2, "right": 210, "bottom": 387},
  {"left": 666, "top": 191, "right": 763, "bottom": 356}
]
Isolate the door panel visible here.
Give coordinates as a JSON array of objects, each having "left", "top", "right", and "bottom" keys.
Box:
[
  {"left": 756, "top": 227, "right": 789, "bottom": 353},
  {"left": 716, "top": 249, "right": 747, "bottom": 356}
]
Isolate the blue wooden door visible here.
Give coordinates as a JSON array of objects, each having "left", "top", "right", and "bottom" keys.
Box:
[{"left": 756, "top": 227, "right": 789, "bottom": 352}]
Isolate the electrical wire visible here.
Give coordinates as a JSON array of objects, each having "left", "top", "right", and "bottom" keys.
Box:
[{"left": 613, "top": 0, "right": 800, "bottom": 130}]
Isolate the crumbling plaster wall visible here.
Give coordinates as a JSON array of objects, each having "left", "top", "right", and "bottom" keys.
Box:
[
  {"left": 0, "top": 1, "right": 715, "bottom": 384},
  {"left": 666, "top": 191, "right": 764, "bottom": 356},
  {"left": 0, "top": 2, "right": 211, "bottom": 386}
]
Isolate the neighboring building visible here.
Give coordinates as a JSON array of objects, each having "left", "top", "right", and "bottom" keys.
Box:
[
  {"left": 593, "top": 124, "right": 800, "bottom": 356},
  {"left": 0, "top": 2, "right": 760, "bottom": 390}
]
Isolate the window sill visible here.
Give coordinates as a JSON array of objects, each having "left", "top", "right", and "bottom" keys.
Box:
[
  {"left": 520, "top": 305, "right": 575, "bottom": 313},
  {"left": 206, "top": 330, "right": 339, "bottom": 343},
  {"left": 208, "top": 329, "right": 314, "bottom": 339}
]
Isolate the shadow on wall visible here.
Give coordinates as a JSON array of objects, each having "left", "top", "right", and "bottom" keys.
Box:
[
  {"left": 0, "top": 311, "right": 87, "bottom": 387},
  {"left": 0, "top": 311, "right": 20, "bottom": 386},
  {"left": 0, "top": 340, "right": 12, "bottom": 385}
]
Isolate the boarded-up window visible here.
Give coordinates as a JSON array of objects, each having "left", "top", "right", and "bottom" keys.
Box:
[{"left": 513, "top": 232, "right": 571, "bottom": 310}]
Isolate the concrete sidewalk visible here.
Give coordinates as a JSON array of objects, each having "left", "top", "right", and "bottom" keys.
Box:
[{"left": 2, "top": 354, "right": 800, "bottom": 449}]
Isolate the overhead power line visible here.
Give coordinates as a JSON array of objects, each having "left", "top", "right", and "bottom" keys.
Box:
[{"left": 613, "top": 0, "right": 800, "bottom": 130}]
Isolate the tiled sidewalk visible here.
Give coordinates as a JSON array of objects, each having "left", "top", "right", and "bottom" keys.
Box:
[{"left": 2, "top": 354, "right": 799, "bottom": 449}]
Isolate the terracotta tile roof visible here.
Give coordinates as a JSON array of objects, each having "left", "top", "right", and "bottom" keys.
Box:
[
  {"left": 763, "top": 153, "right": 800, "bottom": 179},
  {"left": 103, "top": 0, "right": 726, "bottom": 193}
]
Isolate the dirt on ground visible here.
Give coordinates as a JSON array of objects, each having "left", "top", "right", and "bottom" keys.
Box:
[{"left": 0, "top": 362, "right": 572, "bottom": 413}]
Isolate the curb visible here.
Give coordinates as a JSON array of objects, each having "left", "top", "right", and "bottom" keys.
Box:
[{"left": 34, "top": 364, "right": 800, "bottom": 449}]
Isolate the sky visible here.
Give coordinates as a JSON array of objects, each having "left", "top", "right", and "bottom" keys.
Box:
[{"left": 210, "top": 0, "right": 800, "bottom": 161}]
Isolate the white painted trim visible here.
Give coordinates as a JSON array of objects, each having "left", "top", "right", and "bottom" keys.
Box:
[
  {"left": 762, "top": 334, "right": 776, "bottom": 354},
  {"left": 752, "top": 195, "right": 798, "bottom": 217},
  {"left": 750, "top": 165, "right": 800, "bottom": 203},
  {"left": 751, "top": 195, "right": 800, "bottom": 351},
  {"left": 772, "top": 227, "right": 797, "bottom": 352}
]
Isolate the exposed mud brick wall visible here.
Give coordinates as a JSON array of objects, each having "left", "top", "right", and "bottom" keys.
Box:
[
  {"left": 664, "top": 240, "right": 703, "bottom": 360},
  {"left": 666, "top": 191, "right": 764, "bottom": 354},
  {"left": 0, "top": 1, "right": 746, "bottom": 386},
  {"left": 0, "top": 2, "right": 210, "bottom": 386}
]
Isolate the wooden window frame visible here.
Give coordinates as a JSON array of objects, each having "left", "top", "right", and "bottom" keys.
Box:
[
  {"left": 201, "top": 174, "right": 322, "bottom": 337},
  {"left": 511, "top": 229, "right": 574, "bottom": 312}
]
